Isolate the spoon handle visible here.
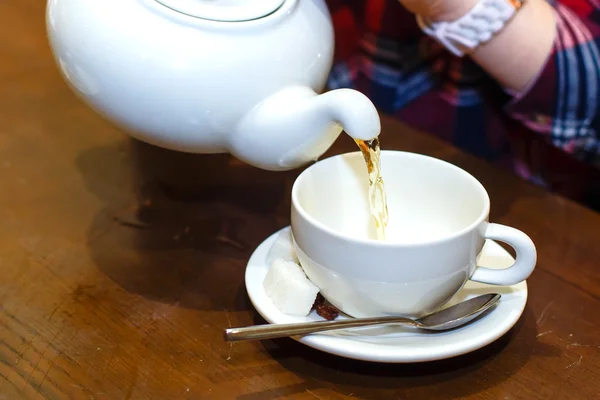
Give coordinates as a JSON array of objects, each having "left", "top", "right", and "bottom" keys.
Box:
[{"left": 224, "top": 316, "right": 418, "bottom": 342}]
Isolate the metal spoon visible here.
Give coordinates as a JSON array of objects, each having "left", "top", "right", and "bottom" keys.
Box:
[{"left": 224, "top": 293, "right": 500, "bottom": 342}]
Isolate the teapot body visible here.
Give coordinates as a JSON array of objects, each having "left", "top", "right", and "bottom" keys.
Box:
[{"left": 47, "top": 0, "right": 335, "bottom": 153}]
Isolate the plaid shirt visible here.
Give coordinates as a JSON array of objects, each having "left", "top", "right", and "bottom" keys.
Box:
[{"left": 326, "top": 0, "right": 600, "bottom": 199}]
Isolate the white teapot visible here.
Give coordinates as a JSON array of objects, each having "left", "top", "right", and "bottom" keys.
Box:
[{"left": 46, "top": 0, "right": 381, "bottom": 170}]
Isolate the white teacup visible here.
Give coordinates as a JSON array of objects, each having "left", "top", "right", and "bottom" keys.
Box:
[{"left": 290, "top": 151, "right": 536, "bottom": 318}]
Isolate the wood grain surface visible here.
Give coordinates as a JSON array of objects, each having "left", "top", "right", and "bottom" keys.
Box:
[{"left": 1, "top": 1, "right": 600, "bottom": 399}]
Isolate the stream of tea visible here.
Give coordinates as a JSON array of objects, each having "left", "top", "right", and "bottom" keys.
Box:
[{"left": 355, "top": 137, "right": 389, "bottom": 241}]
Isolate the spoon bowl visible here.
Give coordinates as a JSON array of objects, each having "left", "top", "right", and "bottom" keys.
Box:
[
  {"left": 416, "top": 293, "right": 501, "bottom": 330},
  {"left": 225, "top": 293, "right": 501, "bottom": 342}
]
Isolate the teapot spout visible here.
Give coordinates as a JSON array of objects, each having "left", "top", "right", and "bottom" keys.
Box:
[
  {"left": 228, "top": 86, "right": 381, "bottom": 171},
  {"left": 314, "top": 88, "right": 381, "bottom": 141}
]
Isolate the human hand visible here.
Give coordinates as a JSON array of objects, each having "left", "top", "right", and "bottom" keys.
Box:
[{"left": 397, "top": 0, "right": 478, "bottom": 21}]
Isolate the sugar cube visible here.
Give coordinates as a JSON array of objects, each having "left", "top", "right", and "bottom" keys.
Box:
[{"left": 263, "top": 258, "right": 319, "bottom": 316}]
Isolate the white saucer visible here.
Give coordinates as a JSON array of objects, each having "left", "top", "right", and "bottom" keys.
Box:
[{"left": 245, "top": 227, "right": 528, "bottom": 363}]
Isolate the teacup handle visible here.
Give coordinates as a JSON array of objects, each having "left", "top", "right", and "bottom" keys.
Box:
[{"left": 470, "top": 223, "right": 537, "bottom": 286}]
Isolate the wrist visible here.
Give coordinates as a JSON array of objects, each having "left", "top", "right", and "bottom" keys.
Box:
[
  {"left": 470, "top": 0, "right": 556, "bottom": 92},
  {"left": 416, "top": 0, "right": 529, "bottom": 57}
]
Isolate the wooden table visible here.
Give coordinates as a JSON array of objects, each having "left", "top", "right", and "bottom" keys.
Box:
[{"left": 2, "top": 1, "right": 600, "bottom": 399}]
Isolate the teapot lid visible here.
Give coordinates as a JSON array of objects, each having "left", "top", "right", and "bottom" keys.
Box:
[{"left": 155, "top": 0, "right": 286, "bottom": 22}]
